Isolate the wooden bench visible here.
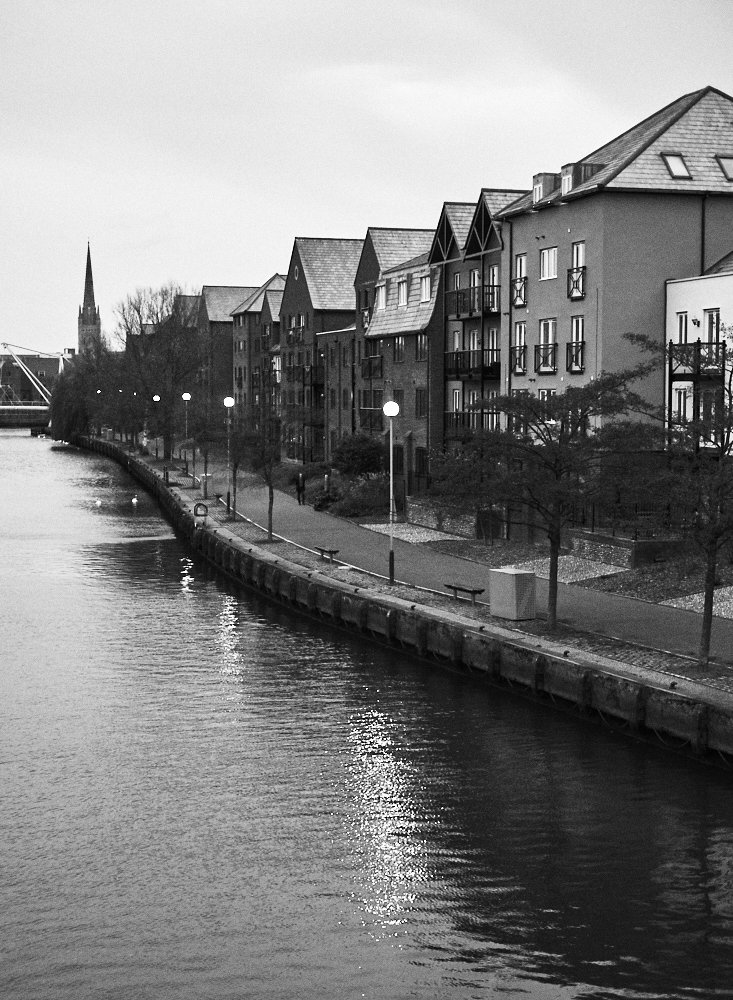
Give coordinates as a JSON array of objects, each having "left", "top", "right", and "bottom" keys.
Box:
[
  {"left": 315, "top": 546, "right": 340, "bottom": 564},
  {"left": 445, "top": 583, "right": 485, "bottom": 605}
]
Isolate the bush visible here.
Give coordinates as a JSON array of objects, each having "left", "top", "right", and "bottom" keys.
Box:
[
  {"left": 332, "top": 434, "right": 385, "bottom": 476},
  {"left": 329, "top": 474, "right": 392, "bottom": 518}
]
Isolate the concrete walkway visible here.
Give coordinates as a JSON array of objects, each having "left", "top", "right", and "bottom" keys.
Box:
[{"left": 203, "top": 474, "right": 733, "bottom": 669}]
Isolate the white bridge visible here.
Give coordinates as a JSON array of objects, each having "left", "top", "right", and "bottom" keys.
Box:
[{"left": 0, "top": 342, "right": 65, "bottom": 429}]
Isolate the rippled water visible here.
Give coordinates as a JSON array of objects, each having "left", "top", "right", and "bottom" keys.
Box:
[{"left": 2, "top": 430, "right": 733, "bottom": 999}]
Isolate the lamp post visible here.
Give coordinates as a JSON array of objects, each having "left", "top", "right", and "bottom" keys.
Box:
[
  {"left": 224, "top": 396, "right": 235, "bottom": 516},
  {"left": 382, "top": 400, "right": 400, "bottom": 584},
  {"left": 181, "top": 392, "right": 191, "bottom": 439},
  {"left": 181, "top": 392, "right": 192, "bottom": 482},
  {"left": 152, "top": 394, "right": 160, "bottom": 460}
]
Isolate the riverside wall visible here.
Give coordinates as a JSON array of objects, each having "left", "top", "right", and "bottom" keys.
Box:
[{"left": 79, "top": 436, "right": 733, "bottom": 764}]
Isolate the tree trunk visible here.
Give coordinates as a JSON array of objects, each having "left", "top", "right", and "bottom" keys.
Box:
[
  {"left": 547, "top": 528, "right": 561, "bottom": 632},
  {"left": 699, "top": 542, "right": 718, "bottom": 666}
]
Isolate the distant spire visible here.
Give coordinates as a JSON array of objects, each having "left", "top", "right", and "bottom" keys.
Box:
[{"left": 83, "top": 242, "right": 96, "bottom": 312}]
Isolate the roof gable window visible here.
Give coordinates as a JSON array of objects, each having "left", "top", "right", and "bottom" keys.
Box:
[
  {"left": 660, "top": 152, "right": 692, "bottom": 179},
  {"left": 716, "top": 155, "right": 733, "bottom": 181}
]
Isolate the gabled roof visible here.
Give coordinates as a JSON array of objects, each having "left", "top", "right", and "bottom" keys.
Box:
[
  {"left": 706, "top": 251, "right": 733, "bottom": 276},
  {"left": 498, "top": 86, "right": 733, "bottom": 218},
  {"left": 263, "top": 288, "right": 284, "bottom": 322},
  {"left": 428, "top": 201, "right": 475, "bottom": 263},
  {"left": 465, "top": 188, "right": 528, "bottom": 256},
  {"left": 383, "top": 250, "right": 430, "bottom": 276},
  {"left": 367, "top": 228, "right": 435, "bottom": 272},
  {"left": 231, "top": 274, "right": 286, "bottom": 317},
  {"left": 294, "top": 237, "right": 364, "bottom": 311},
  {"left": 201, "top": 285, "right": 257, "bottom": 323}
]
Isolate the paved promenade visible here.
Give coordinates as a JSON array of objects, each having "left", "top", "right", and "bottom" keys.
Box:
[{"left": 180, "top": 468, "right": 733, "bottom": 673}]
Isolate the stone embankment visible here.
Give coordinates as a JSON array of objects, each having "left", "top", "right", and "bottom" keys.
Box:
[{"left": 80, "top": 436, "right": 733, "bottom": 765}]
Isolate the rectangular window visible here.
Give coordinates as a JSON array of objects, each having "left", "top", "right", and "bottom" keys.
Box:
[
  {"left": 512, "top": 321, "right": 527, "bottom": 374},
  {"left": 572, "top": 241, "right": 585, "bottom": 269},
  {"left": 538, "top": 388, "right": 557, "bottom": 402},
  {"left": 540, "top": 318, "right": 557, "bottom": 345},
  {"left": 704, "top": 308, "right": 720, "bottom": 343},
  {"left": 393, "top": 388, "right": 404, "bottom": 410},
  {"left": 571, "top": 315, "right": 584, "bottom": 342},
  {"left": 674, "top": 387, "right": 689, "bottom": 424},
  {"left": 661, "top": 152, "right": 692, "bottom": 179},
  {"left": 716, "top": 155, "right": 733, "bottom": 181},
  {"left": 342, "top": 387, "right": 349, "bottom": 409},
  {"left": 539, "top": 247, "right": 558, "bottom": 280},
  {"left": 515, "top": 253, "right": 527, "bottom": 278},
  {"left": 398, "top": 279, "right": 408, "bottom": 307},
  {"left": 330, "top": 388, "right": 336, "bottom": 408},
  {"left": 416, "top": 333, "right": 428, "bottom": 361},
  {"left": 375, "top": 284, "right": 386, "bottom": 310},
  {"left": 453, "top": 272, "right": 461, "bottom": 291},
  {"left": 394, "top": 336, "right": 405, "bottom": 362},
  {"left": 538, "top": 318, "right": 557, "bottom": 373},
  {"left": 420, "top": 275, "right": 431, "bottom": 301},
  {"left": 415, "top": 387, "right": 427, "bottom": 418},
  {"left": 677, "top": 312, "right": 688, "bottom": 344},
  {"left": 452, "top": 388, "right": 461, "bottom": 412},
  {"left": 561, "top": 172, "right": 572, "bottom": 196}
]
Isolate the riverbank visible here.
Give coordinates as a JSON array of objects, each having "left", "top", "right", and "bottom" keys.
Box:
[{"left": 76, "top": 435, "right": 733, "bottom": 764}]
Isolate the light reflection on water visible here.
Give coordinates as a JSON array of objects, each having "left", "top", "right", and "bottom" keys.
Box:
[{"left": 2, "top": 431, "right": 733, "bottom": 999}]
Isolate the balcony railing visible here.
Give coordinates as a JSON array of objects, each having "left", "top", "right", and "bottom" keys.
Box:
[
  {"left": 669, "top": 339, "right": 726, "bottom": 377},
  {"left": 444, "top": 349, "right": 500, "bottom": 380},
  {"left": 510, "top": 344, "right": 527, "bottom": 375},
  {"left": 445, "top": 286, "right": 482, "bottom": 317},
  {"left": 511, "top": 276, "right": 527, "bottom": 308},
  {"left": 444, "top": 410, "right": 499, "bottom": 435},
  {"left": 535, "top": 343, "right": 558, "bottom": 374},
  {"left": 483, "top": 284, "right": 500, "bottom": 312},
  {"left": 567, "top": 266, "right": 586, "bottom": 300},
  {"left": 286, "top": 326, "right": 305, "bottom": 345},
  {"left": 566, "top": 340, "right": 585, "bottom": 373},
  {"left": 360, "top": 355, "right": 383, "bottom": 379}
]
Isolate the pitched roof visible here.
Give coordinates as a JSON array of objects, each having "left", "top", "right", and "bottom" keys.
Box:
[
  {"left": 263, "top": 288, "right": 284, "bottom": 322},
  {"left": 499, "top": 86, "right": 733, "bottom": 216},
  {"left": 231, "top": 274, "right": 286, "bottom": 316},
  {"left": 367, "top": 228, "right": 435, "bottom": 272},
  {"left": 294, "top": 237, "right": 364, "bottom": 311},
  {"left": 429, "top": 201, "right": 476, "bottom": 263},
  {"left": 443, "top": 202, "right": 475, "bottom": 249},
  {"left": 366, "top": 257, "right": 437, "bottom": 338},
  {"left": 202, "top": 285, "right": 257, "bottom": 323},
  {"left": 705, "top": 251, "right": 733, "bottom": 276}
]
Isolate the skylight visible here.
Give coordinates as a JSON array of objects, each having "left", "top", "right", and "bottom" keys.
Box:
[
  {"left": 661, "top": 153, "right": 692, "bottom": 179},
  {"left": 716, "top": 155, "right": 733, "bottom": 181}
]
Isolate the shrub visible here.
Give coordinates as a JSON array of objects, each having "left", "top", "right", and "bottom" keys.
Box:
[
  {"left": 332, "top": 434, "right": 385, "bottom": 477},
  {"left": 329, "top": 474, "right": 393, "bottom": 518}
]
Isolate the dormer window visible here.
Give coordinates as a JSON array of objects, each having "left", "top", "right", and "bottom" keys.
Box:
[
  {"left": 716, "top": 155, "right": 733, "bottom": 181},
  {"left": 561, "top": 172, "right": 573, "bottom": 196},
  {"left": 533, "top": 181, "right": 543, "bottom": 203},
  {"left": 397, "top": 279, "right": 408, "bottom": 307},
  {"left": 661, "top": 152, "right": 691, "bottom": 179}
]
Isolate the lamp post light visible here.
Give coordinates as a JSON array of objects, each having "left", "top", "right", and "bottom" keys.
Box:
[
  {"left": 181, "top": 392, "right": 192, "bottom": 485},
  {"left": 382, "top": 399, "right": 400, "bottom": 584},
  {"left": 152, "top": 394, "right": 161, "bottom": 459},
  {"left": 181, "top": 392, "right": 191, "bottom": 439},
  {"left": 224, "top": 396, "right": 235, "bottom": 516}
]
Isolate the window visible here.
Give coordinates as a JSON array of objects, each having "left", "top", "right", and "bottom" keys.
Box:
[
  {"left": 398, "top": 279, "right": 408, "bottom": 307},
  {"left": 393, "top": 388, "right": 404, "bottom": 411},
  {"left": 512, "top": 321, "right": 527, "bottom": 374},
  {"left": 342, "top": 387, "right": 349, "bottom": 409},
  {"left": 453, "top": 272, "right": 460, "bottom": 291},
  {"left": 416, "top": 333, "right": 428, "bottom": 361},
  {"left": 393, "top": 336, "right": 405, "bottom": 362},
  {"left": 486, "top": 390, "right": 500, "bottom": 431},
  {"left": 343, "top": 344, "right": 350, "bottom": 367},
  {"left": 661, "top": 153, "right": 691, "bottom": 178},
  {"left": 538, "top": 388, "right": 557, "bottom": 402},
  {"left": 415, "top": 387, "right": 427, "bottom": 418},
  {"left": 716, "top": 155, "right": 733, "bottom": 181},
  {"left": 561, "top": 171, "right": 572, "bottom": 196},
  {"left": 375, "top": 284, "right": 386, "bottom": 310},
  {"left": 533, "top": 181, "right": 543, "bottom": 203},
  {"left": 704, "top": 308, "right": 720, "bottom": 343},
  {"left": 513, "top": 253, "right": 528, "bottom": 307},
  {"left": 674, "top": 387, "right": 689, "bottom": 424},
  {"left": 330, "top": 388, "right": 336, "bottom": 408},
  {"left": 571, "top": 315, "right": 584, "bottom": 343},
  {"left": 329, "top": 346, "right": 335, "bottom": 367},
  {"left": 452, "top": 388, "right": 461, "bottom": 412},
  {"left": 538, "top": 318, "right": 557, "bottom": 373},
  {"left": 539, "top": 246, "right": 558, "bottom": 280},
  {"left": 677, "top": 312, "right": 688, "bottom": 344},
  {"left": 569, "top": 315, "right": 584, "bottom": 373},
  {"left": 515, "top": 253, "right": 526, "bottom": 279},
  {"left": 572, "top": 241, "right": 585, "bottom": 269},
  {"left": 420, "top": 275, "right": 431, "bottom": 301},
  {"left": 540, "top": 318, "right": 557, "bottom": 345}
]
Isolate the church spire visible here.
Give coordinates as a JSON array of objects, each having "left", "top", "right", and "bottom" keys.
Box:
[
  {"left": 83, "top": 242, "right": 96, "bottom": 313},
  {"left": 78, "top": 242, "right": 101, "bottom": 355}
]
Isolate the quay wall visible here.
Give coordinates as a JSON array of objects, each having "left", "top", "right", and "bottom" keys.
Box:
[{"left": 78, "top": 437, "right": 733, "bottom": 765}]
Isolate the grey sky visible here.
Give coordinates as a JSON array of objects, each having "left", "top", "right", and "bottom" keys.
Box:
[{"left": 2, "top": 0, "right": 732, "bottom": 355}]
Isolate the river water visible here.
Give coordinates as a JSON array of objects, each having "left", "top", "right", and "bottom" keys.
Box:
[{"left": 2, "top": 429, "right": 733, "bottom": 999}]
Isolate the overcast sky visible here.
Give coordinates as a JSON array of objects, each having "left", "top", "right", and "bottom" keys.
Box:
[{"left": 2, "top": 0, "right": 733, "bottom": 356}]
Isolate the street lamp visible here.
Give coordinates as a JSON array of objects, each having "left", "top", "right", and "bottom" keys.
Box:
[
  {"left": 382, "top": 399, "right": 400, "bottom": 584},
  {"left": 181, "top": 392, "right": 192, "bottom": 485},
  {"left": 152, "top": 394, "right": 161, "bottom": 459},
  {"left": 181, "top": 392, "right": 191, "bottom": 439},
  {"left": 224, "top": 396, "right": 235, "bottom": 516}
]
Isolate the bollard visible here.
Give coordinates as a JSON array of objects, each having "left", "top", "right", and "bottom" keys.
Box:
[{"left": 164, "top": 465, "right": 169, "bottom": 485}]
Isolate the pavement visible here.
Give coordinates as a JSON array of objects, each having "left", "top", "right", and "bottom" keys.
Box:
[{"left": 161, "top": 460, "right": 733, "bottom": 681}]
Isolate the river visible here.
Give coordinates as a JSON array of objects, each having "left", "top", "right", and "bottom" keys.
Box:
[{"left": 2, "top": 428, "right": 733, "bottom": 999}]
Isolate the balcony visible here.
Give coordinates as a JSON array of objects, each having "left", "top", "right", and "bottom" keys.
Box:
[
  {"left": 567, "top": 266, "right": 586, "bottom": 300},
  {"left": 361, "top": 355, "right": 383, "bottom": 379},
  {"left": 444, "top": 349, "right": 500, "bottom": 380},
  {"left": 483, "top": 284, "right": 500, "bottom": 312},
  {"left": 361, "top": 307, "right": 372, "bottom": 330},
  {"left": 511, "top": 276, "right": 527, "bottom": 308},
  {"left": 445, "top": 286, "right": 482, "bottom": 318},
  {"left": 566, "top": 340, "right": 585, "bottom": 373},
  {"left": 444, "top": 410, "right": 498, "bottom": 436},
  {"left": 510, "top": 344, "right": 527, "bottom": 375},
  {"left": 359, "top": 408, "right": 384, "bottom": 433},
  {"left": 534, "top": 343, "right": 557, "bottom": 374},
  {"left": 286, "top": 326, "right": 305, "bottom": 345},
  {"left": 285, "top": 364, "right": 304, "bottom": 382},
  {"left": 669, "top": 339, "right": 726, "bottom": 378}
]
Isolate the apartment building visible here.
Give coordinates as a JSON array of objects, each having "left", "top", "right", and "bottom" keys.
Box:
[
  {"left": 279, "top": 237, "right": 363, "bottom": 462},
  {"left": 230, "top": 274, "right": 286, "bottom": 417}
]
